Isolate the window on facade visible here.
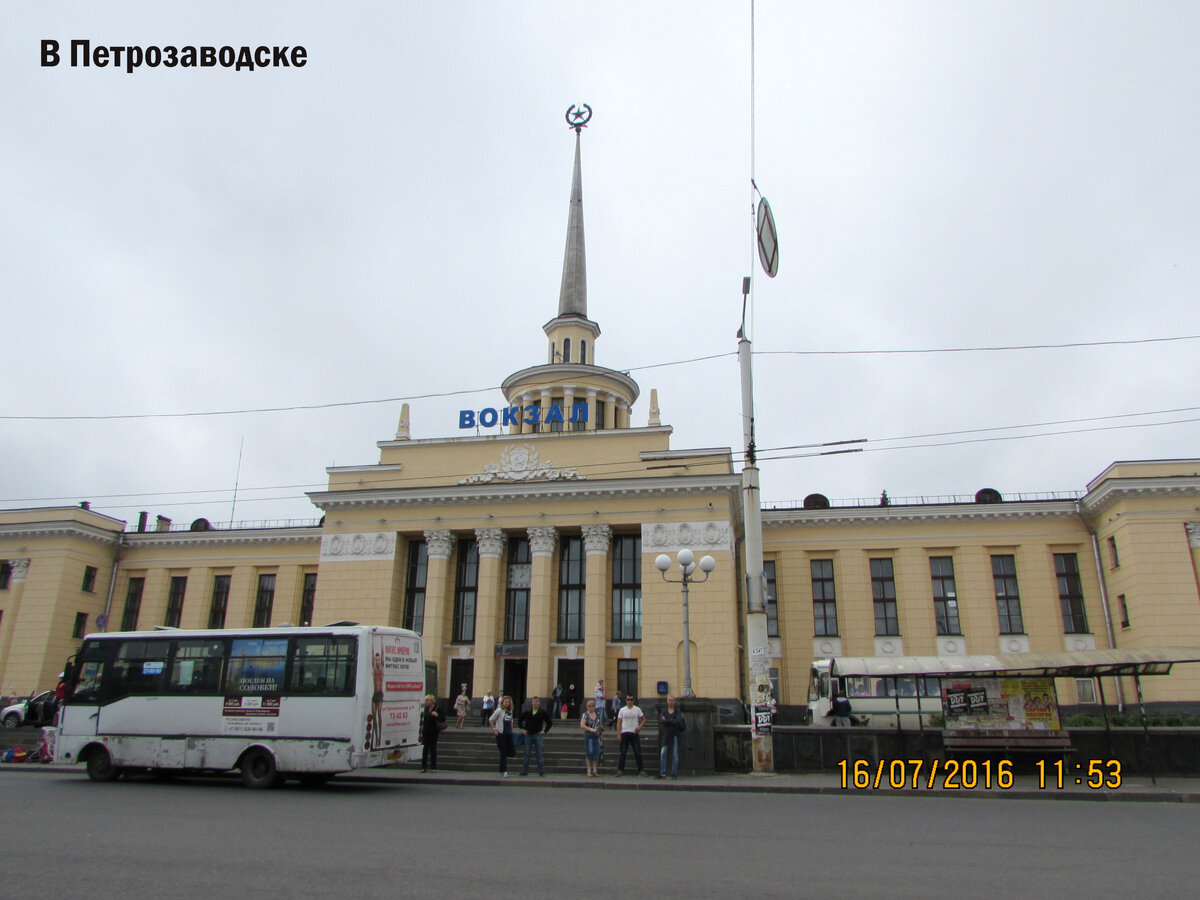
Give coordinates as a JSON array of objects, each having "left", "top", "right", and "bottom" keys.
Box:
[
  {"left": 452, "top": 539, "right": 479, "bottom": 643},
  {"left": 594, "top": 399, "right": 605, "bottom": 431},
  {"left": 82, "top": 565, "right": 98, "bottom": 593},
  {"left": 611, "top": 535, "right": 641, "bottom": 641},
  {"left": 562, "top": 337, "right": 572, "bottom": 363},
  {"left": 403, "top": 541, "right": 428, "bottom": 633},
  {"left": 164, "top": 576, "right": 187, "bottom": 628},
  {"left": 505, "top": 537, "right": 531, "bottom": 642},
  {"left": 870, "top": 558, "right": 899, "bottom": 636},
  {"left": 0, "top": 562, "right": 10, "bottom": 590},
  {"left": 253, "top": 573, "right": 276, "bottom": 628},
  {"left": 1107, "top": 536, "right": 1120, "bottom": 568},
  {"left": 299, "top": 572, "right": 317, "bottom": 627},
  {"left": 120, "top": 577, "right": 144, "bottom": 631},
  {"left": 548, "top": 397, "right": 565, "bottom": 433},
  {"left": 558, "top": 535, "right": 585, "bottom": 642},
  {"left": 930, "top": 556, "right": 961, "bottom": 635},
  {"left": 616, "top": 658, "right": 638, "bottom": 701},
  {"left": 208, "top": 574, "right": 230, "bottom": 629},
  {"left": 991, "top": 555, "right": 1024, "bottom": 634},
  {"left": 811, "top": 559, "right": 838, "bottom": 636},
  {"left": 72, "top": 612, "right": 88, "bottom": 639},
  {"left": 763, "top": 560, "right": 779, "bottom": 638},
  {"left": 580, "top": 340, "right": 587, "bottom": 364},
  {"left": 1075, "top": 678, "right": 1098, "bottom": 704},
  {"left": 1054, "top": 553, "right": 1089, "bottom": 634},
  {"left": 1118, "top": 594, "right": 1130, "bottom": 629}
]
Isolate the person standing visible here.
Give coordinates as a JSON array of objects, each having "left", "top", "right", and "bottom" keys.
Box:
[
  {"left": 481, "top": 690, "right": 496, "bottom": 728},
  {"left": 454, "top": 686, "right": 470, "bottom": 729},
  {"left": 615, "top": 694, "right": 645, "bottom": 776},
  {"left": 420, "top": 694, "right": 445, "bottom": 773},
  {"left": 518, "top": 696, "right": 553, "bottom": 776},
  {"left": 594, "top": 679, "right": 606, "bottom": 726},
  {"left": 489, "top": 695, "right": 515, "bottom": 777},
  {"left": 610, "top": 694, "right": 623, "bottom": 729},
  {"left": 580, "top": 698, "right": 603, "bottom": 777},
  {"left": 831, "top": 690, "right": 852, "bottom": 727},
  {"left": 552, "top": 682, "right": 566, "bottom": 720},
  {"left": 658, "top": 696, "right": 685, "bottom": 779}
]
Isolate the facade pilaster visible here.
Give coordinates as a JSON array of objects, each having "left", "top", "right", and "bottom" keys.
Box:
[
  {"left": 472, "top": 528, "right": 505, "bottom": 695},
  {"left": 604, "top": 393, "right": 618, "bottom": 430},
  {"left": 586, "top": 388, "right": 598, "bottom": 433},
  {"left": 422, "top": 529, "right": 454, "bottom": 680},
  {"left": 581, "top": 524, "right": 611, "bottom": 695},
  {"left": 0, "top": 559, "right": 31, "bottom": 694},
  {"left": 526, "top": 526, "right": 557, "bottom": 697}
]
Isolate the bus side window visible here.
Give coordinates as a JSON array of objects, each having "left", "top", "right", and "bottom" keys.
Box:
[{"left": 71, "top": 660, "right": 105, "bottom": 702}]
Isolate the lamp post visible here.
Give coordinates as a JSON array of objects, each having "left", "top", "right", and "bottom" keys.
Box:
[{"left": 655, "top": 549, "right": 716, "bottom": 699}]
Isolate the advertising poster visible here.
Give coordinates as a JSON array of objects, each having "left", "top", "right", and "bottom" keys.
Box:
[{"left": 368, "top": 633, "right": 422, "bottom": 750}]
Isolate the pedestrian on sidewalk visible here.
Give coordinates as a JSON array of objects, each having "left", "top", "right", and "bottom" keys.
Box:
[
  {"left": 519, "top": 696, "right": 553, "bottom": 776},
  {"left": 658, "top": 696, "right": 685, "bottom": 779},
  {"left": 489, "top": 694, "right": 515, "bottom": 777},
  {"left": 581, "top": 698, "right": 603, "bottom": 776},
  {"left": 454, "top": 686, "right": 470, "bottom": 729},
  {"left": 420, "top": 694, "right": 445, "bottom": 773},
  {"left": 616, "top": 694, "right": 645, "bottom": 776},
  {"left": 594, "top": 678, "right": 606, "bottom": 726},
  {"left": 481, "top": 690, "right": 496, "bottom": 728},
  {"left": 552, "top": 682, "right": 566, "bottom": 719}
]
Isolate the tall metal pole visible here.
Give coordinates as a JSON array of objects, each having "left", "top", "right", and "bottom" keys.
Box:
[
  {"left": 681, "top": 575, "right": 694, "bottom": 698},
  {"left": 740, "top": 281, "right": 774, "bottom": 773}
]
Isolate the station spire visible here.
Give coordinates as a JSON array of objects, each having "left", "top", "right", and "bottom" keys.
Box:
[{"left": 557, "top": 104, "right": 592, "bottom": 319}]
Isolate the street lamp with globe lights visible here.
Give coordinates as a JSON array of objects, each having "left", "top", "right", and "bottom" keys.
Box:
[{"left": 655, "top": 549, "right": 716, "bottom": 699}]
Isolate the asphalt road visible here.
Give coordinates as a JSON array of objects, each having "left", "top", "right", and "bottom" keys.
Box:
[{"left": 4, "top": 770, "right": 1199, "bottom": 898}]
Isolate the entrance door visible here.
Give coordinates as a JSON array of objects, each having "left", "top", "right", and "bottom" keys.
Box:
[
  {"left": 557, "top": 659, "right": 585, "bottom": 720},
  {"left": 448, "top": 659, "right": 474, "bottom": 707},
  {"left": 503, "top": 659, "right": 528, "bottom": 712}
]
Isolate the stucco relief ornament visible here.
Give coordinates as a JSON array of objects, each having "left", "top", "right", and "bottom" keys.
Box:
[{"left": 458, "top": 444, "right": 584, "bottom": 485}]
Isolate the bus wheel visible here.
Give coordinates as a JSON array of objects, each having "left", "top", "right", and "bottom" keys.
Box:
[
  {"left": 240, "top": 749, "right": 283, "bottom": 789},
  {"left": 86, "top": 746, "right": 122, "bottom": 783},
  {"left": 296, "top": 773, "right": 335, "bottom": 788}
]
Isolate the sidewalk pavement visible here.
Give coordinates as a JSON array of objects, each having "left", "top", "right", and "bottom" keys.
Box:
[{"left": 4, "top": 761, "right": 1198, "bottom": 802}]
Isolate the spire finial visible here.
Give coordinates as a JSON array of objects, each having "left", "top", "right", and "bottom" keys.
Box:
[{"left": 565, "top": 103, "right": 592, "bottom": 133}]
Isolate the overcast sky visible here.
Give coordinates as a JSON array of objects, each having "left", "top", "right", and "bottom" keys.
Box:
[{"left": 3, "top": 1, "right": 1197, "bottom": 528}]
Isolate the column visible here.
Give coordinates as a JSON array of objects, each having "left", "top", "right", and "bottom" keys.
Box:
[
  {"left": 0, "top": 559, "right": 31, "bottom": 694},
  {"left": 472, "top": 528, "right": 504, "bottom": 696},
  {"left": 581, "top": 525, "right": 611, "bottom": 698},
  {"left": 586, "top": 388, "right": 598, "bottom": 432},
  {"left": 422, "top": 529, "right": 454, "bottom": 691},
  {"left": 563, "top": 386, "right": 576, "bottom": 432},
  {"left": 518, "top": 392, "right": 532, "bottom": 435},
  {"left": 526, "top": 526, "right": 557, "bottom": 698},
  {"left": 604, "top": 393, "right": 618, "bottom": 430},
  {"left": 539, "top": 388, "right": 552, "bottom": 434}
]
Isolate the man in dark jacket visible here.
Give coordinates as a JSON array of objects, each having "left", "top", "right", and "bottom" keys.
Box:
[
  {"left": 519, "top": 696, "right": 553, "bottom": 776},
  {"left": 831, "top": 691, "right": 853, "bottom": 727}
]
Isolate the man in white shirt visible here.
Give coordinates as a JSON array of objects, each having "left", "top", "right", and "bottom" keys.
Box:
[{"left": 615, "top": 694, "right": 645, "bottom": 776}]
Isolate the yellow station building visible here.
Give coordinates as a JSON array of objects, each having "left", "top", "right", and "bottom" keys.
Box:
[{"left": 3, "top": 128, "right": 1200, "bottom": 719}]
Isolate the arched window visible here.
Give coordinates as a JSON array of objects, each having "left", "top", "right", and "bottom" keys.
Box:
[
  {"left": 580, "top": 340, "right": 587, "bottom": 364},
  {"left": 562, "top": 338, "right": 572, "bottom": 363}
]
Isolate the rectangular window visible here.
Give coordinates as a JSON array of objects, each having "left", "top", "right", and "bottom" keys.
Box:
[
  {"left": 505, "top": 537, "right": 531, "bottom": 642},
  {"left": 991, "top": 555, "right": 1024, "bottom": 634},
  {"left": 227, "top": 637, "right": 288, "bottom": 695},
  {"left": 253, "top": 573, "right": 276, "bottom": 628},
  {"left": 452, "top": 538, "right": 479, "bottom": 643},
  {"left": 120, "top": 577, "right": 144, "bottom": 631},
  {"left": 1054, "top": 553, "right": 1089, "bottom": 634},
  {"left": 1075, "top": 678, "right": 1098, "bottom": 704},
  {"left": 289, "top": 635, "right": 356, "bottom": 695},
  {"left": 930, "top": 556, "right": 961, "bottom": 635},
  {"left": 594, "top": 399, "right": 606, "bottom": 431},
  {"left": 1107, "top": 536, "right": 1120, "bottom": 569},
  {"left": 403, "top": 541, "right": 428, "bottom": 633},
  {"left": 811, "top": 559, "right": 838, "bottom": 636},
  {"left": 72, "top": 612, "right": 88, "bottom": 639},
  {"left": 300, "top": 572, "right": 317, "bottom": 627},
  {"left": 764, "top": 561, "right": 779, "bottom": 638},
  {"left": 616, "top": 658, "right": 638, "bottom": 701},
  {"left": 167, "top": 639, "right": 226, "bottom": 695},
  {"left": 82, "top": 565, "right": 98, "bottom": 593},
  {"left": 558, "top": 535, "right": 585, "bottom": 642},
  {"left": 548, "top": 397, "right": 564, "bottom": 433},
  {"left": 165, "top": 576, "right": 187, "bottom": 628},
  {"left": 0, "top": 562, "right": 10, "bottom": 590},
  {"left": 611, "top": 535, "right": 642, "bottom": 641},
  {"left": 208, "top": 575, "right": 230, "bottom": 629},
  {"left": 870, "top": 558, "right": 899, "bottom": 636},
  {"left": 1118, "top": 594, "right": 1130, "bottom": 629}
]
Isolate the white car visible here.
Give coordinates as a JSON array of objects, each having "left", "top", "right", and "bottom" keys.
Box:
[{"left": 1, "top": 690, "right": 57, "bottom": 728}]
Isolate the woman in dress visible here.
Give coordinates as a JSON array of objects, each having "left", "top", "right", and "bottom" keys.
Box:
[
  {"left": 454, "top": 686, "right": 470, "bottom": 728},
  {"left": 580, "top": 698, "right": 604, "bottom": 777},
  {"left": 420, "top": 694, "right": 445, "bottom": 773},
  {"left": 489, "top": 694, "right": 515, "bottom": 777}
]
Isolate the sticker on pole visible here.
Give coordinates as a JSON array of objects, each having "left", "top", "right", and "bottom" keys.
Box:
[{"left": 756, "top": 197, "right": 779, "bottom": 278}]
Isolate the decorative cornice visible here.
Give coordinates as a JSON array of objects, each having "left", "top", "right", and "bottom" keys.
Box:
[
  {"left": 475, "top": 527, "right": 505, "bottom": 558},
  {"left": 528, "top": 526, "right": 558, "bottom": 556},
  {"left": 459, "top": 444, "right": 583, "bottom": 486},
  {"left": 425, "top": 529, "right": 454, "bottom": 559},
  {"left": 501, "top": 363, "right": 639, "bottom": 406},
  {"left": 124, "top": 527, "right": 322, "bottom": 549},
  {"left": 0, "top": 521, "right": 122, "bottom": 546},
  {"left": 581, "top": 523, "right": 612, "bottom": 555},
  {"left": 1081, "top": 476, "right": 1200, "bottom": 516},
  {"left": 641, "top": 521, "right": 732, "bottom": 554},
  {"left": 761, "top": 500, "right": 1081, "bottom": 528},
  {"left": 7, "top": 558, "right": 30, "bottom": 582},
  {"left": 320, "top": 531, "right": 395, "bottom": 562}
]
